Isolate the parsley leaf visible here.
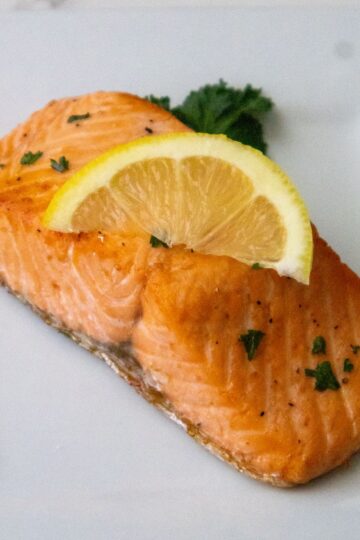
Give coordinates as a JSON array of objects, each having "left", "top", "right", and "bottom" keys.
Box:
[
  {"left": 239, "top": 329, "right": 265, "bottom": 360},
  {"left": 305, "top": 361, "right": 340, "bottom": 391},
  {"left": 312, "top": 336, "right": 326, "bottom": 355},
  {"left": 150, "top": 235, "right": 169, "bottom": 248},
  {"left": 67, "top": 113, "right": 91, "bottom": 124},
  {"left": 146, "top": 95, "right": 171, "bottom": 111},
  {"left": 145, "top": 80, "right": 273, "bottom": 154},
  {"left": 20, "top": 151, "right": 43, "bottom": 166},
  {"left": 226, "top": 113, "right": 268, "bottom": 154},
  {"left": 50, "top": 156, "right": 69, "bottom": 173},
  {"left": 351, "top": 345, "right": 360, "bottom": 355},
  {"left": 344, "top": 358, "right": 354, "bottom": 373}
]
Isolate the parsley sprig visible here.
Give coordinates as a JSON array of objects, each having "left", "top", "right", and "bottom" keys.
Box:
[{"left": 146, "top": 80, "right": 273, "bottom": 154}]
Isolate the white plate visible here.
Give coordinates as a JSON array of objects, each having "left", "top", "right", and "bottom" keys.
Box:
[{"left": 1, "top": 7, "right": 359, "bottom": 540}]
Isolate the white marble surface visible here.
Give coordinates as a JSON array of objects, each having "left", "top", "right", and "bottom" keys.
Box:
[{"left": 0, "top": 0, "right": 358, "bottom": 10}]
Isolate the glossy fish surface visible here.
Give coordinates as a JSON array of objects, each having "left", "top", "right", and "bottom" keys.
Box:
[{"left": 1, "top": 91, "right": 359, "bottom": 486}]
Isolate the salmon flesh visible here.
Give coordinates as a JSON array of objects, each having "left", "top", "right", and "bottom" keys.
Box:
[{"left": 1, "top": 91, "right": 359, "bottom": 486}]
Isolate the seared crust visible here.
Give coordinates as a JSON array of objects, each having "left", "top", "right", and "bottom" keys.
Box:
[
  {"left": 3, "top": 281, "right": 292, "bottom": 488},
  {"left": 2, "top": 92, "right": 360, "bottom": 487}
]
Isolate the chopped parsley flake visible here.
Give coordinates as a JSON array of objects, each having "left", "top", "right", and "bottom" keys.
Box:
[
  {"left": 239, "top": 329, "right": 265, "bottom": 360},
  {"left": 50, "top": 156, "right": 69, "bottom": 173},
  {"left": 305, "top": 361, "right": 340, "bottom": 391},
  {"left": 150, "top": 235, "right": 169, "bottom": 248},
  {"left": 67, "top": 112, "right": 91, "bottom": 123},
  {"left": 343, "top": 358, "right": 354, "bottom": 373},
  {"left": 20, "top": 151, "right": 43, "bottom": 165},
  {"left": 312, "top": 336, "right": 326, "bottom": 355},
  {"left": 252, "top": 262, "right": 263, "bottom": 270},
  {"left": 351, "top": 345, "right": 360, "bottom": 355}
]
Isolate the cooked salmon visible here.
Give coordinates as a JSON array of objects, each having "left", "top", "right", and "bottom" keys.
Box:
[{"left": 1, "top": 91, "right": 359, "bottom": 486}]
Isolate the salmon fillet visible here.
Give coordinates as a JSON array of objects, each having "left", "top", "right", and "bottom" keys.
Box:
[{"left": 1, "top": 91, "right": 359, "bottom": 486}]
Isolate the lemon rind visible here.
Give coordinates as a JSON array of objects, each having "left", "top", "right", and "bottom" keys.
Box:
[{"left": 42, "top": 133, "right": 313, "bottom": 284}]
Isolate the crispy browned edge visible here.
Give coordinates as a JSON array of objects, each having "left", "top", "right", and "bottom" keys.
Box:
[{"left": 3, "top": 282, "right": 293, "bottom": 488}]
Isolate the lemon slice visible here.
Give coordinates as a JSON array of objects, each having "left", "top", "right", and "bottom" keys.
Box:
[{"left": 43, "top": 133, "right": 313, "bottom": 283}]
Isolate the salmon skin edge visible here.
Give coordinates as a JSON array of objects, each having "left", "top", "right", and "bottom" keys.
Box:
[{"left": 2, "top": 279, "right": 295, "bottom": 488}]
